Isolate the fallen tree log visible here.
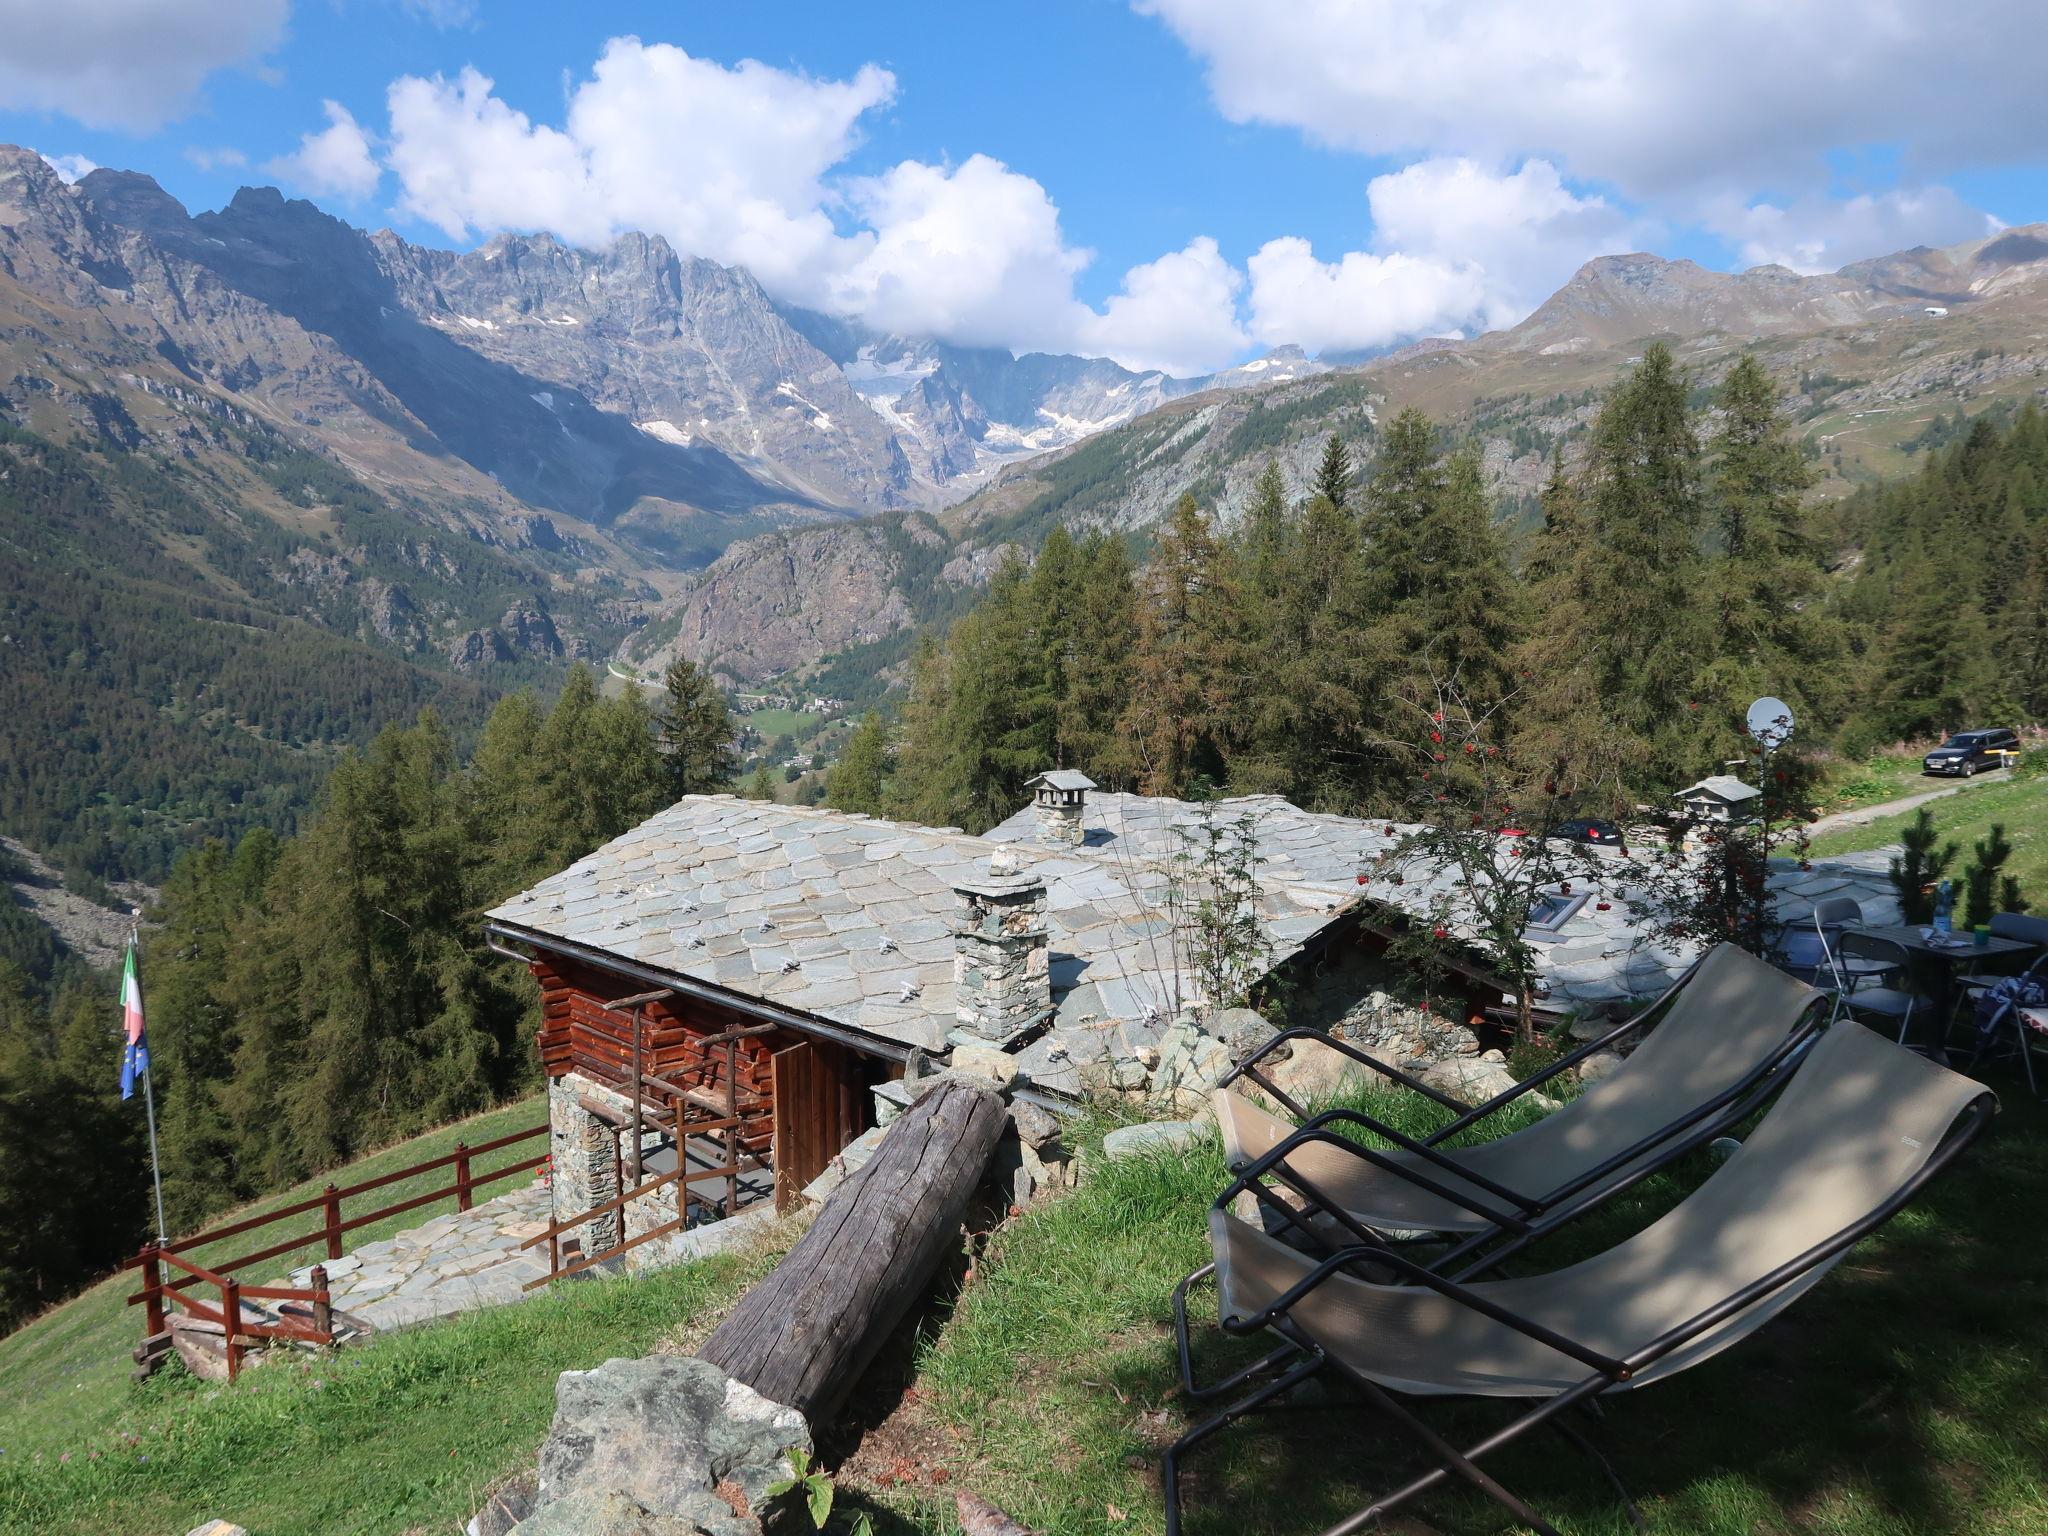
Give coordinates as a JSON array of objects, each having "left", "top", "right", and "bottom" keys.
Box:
[{"left": 698, "top": 1077, "right": 1007, "bottom": 1423}]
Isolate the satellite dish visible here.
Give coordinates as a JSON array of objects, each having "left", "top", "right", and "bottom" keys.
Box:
[{"left": 1746, "top": 696, "right": 1795, "bottom": 751}]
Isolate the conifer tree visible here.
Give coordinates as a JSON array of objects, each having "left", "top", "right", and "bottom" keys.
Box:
[
  {"left": 1121, "top": 494, "right": 1236, "bottom": 796},
  {"left": 1059, "top": 533, "right": 1141, "bottom": 784},
  {"left": 746, "top": 763, "right": 777, "bottom": 802},
  {"left": 826, "top": 711, "right": 891, "bottom": 816},
  {"left": 656, "top": 656, "right": 737, "bottom": 801},
  {"left": 1401, "top": 447, "right": 1523, "bottom": 705},
  {"left": 1313, "top": 432, "right": 1354, "bottom": 512},
  {"left": 1519, "top": 344, "right": 1712, "bottom": 798},
  {"left": 1699, "top": 355, "right": 1841, "bottom": 736}
]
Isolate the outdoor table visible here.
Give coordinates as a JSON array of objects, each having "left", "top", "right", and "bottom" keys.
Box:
[{"left": 1844, "top": 923, "right": 2041, "bottom": 1054}]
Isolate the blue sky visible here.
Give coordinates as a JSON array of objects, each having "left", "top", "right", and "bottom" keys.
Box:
[{"left": 4, "top": 1, "right": 2045, "bottom": 374}]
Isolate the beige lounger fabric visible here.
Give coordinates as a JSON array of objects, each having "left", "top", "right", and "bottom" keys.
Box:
[
  {"left": 1214, "top": 943, "right": 1822, "bottom": 1232},
  {"left": 1213, "top": 1022, "right": 1987, "bottom": 1397}
]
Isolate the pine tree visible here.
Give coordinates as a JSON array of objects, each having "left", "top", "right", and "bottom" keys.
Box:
[
  {"left": 1962, "top": 823, "right": 2017, "bottom": 930},
  {"left": 1241, "top": 461, "right": 1292, "bottom": 598},
  {"left": 1313, "top": 432, "right": 1354, "bottom": 512},
  {"left": 746, "top": 763, "right": 777, "bottom": 802},
  {"left": 1889, "top": 807, "right": 1959, "bottom": 925},
  {"left": 656, "top": 656, "right": 737, "bottom": 800},
  {"left": 1121, "top": 494, "right": 1237, "bottom": 796},
  {"left": 826, "top": 711, "right": 891, "bottom": 816},
  {"left": 1699, "top": 355, "right": 1841, "bottom": 736},
  {"left": 1520, "top": 344, "right": 1712, "bottom": 798},
  {"left": 1059, "top": 533, "right": 1140, "bottom": 784}
]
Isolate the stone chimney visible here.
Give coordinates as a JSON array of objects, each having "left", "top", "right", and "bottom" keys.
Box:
[
  {"left": 951, "top": 847, "right": 1052, "bottom": 1044},
  {"left": 1026, "top": 769, "right": 1095, "bottom": 848}
]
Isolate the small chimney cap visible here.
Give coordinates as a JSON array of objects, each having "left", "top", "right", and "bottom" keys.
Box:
[{"left": 1026, "top": 769, "right": 1096, "bottom": 793}]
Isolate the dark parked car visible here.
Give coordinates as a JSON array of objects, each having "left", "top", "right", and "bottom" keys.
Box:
[
  {"left": 1923, "top": 728, "right": 2021, "bottom": 777},
  {"left": 1548, "top": 817, "right": 1628, "bottom": 851}
]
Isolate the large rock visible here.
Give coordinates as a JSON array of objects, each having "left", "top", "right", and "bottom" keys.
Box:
[
  {"left": 514, "top": 1356, "right": 808, "bottom": 1536},
  {"left": 1420, "top": 1054, "right": 1520, "bottom": 1105},
  {"left": 1101, "top": 1120, "right": 1202, "bottom": 1162}
]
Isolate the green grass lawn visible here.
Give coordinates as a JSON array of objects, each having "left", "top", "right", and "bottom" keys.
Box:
[
  {"left": 0, "top": 1096, "right": 548, "bottom": 1468},
  {"left": 742, "top": 707, "right": 824, "bottom": 741},
  {"left": 8, "top": 1062, "right": 2046, "bottom": 1536},
  {"left": 1813, "top": 748, "right": 1942, "bottom": 814},
  {"left": 879, "top": 1074, "right": 2048, "bottom": 1536},
  {"left": 1811, "top": 765, "right": 2048, "bottom": 899}
]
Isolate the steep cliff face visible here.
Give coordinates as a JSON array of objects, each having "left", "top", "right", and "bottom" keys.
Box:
[{"left": 622, "top": 524, "right": 923, "bottom": 681}]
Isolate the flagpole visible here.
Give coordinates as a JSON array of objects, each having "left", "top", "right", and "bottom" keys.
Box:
[{"left": 131, "top": 912, "right": 168, "bottom": 1245}]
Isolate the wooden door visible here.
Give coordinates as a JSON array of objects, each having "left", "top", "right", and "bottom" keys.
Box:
[{"left": 772, "top": 1040, "right": 863, "bottom": 1211}]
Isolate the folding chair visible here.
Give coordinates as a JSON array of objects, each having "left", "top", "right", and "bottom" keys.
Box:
[
  {"left": 1165, "top": 1023, "right": 1996, "bottom": 1536},
  {"left": 1211, "top": 944, "right": 1827, "bottom": 1267},
  {"left": 1825, "top": 931, "right": 1931, "bottom": 1049}
]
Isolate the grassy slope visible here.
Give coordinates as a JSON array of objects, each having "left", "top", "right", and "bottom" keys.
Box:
[
  {"left": 8, "top": 1063, "right": 2046, "bottom": 1535},
  {"left": 0, "top": 1096, "right": 548, "bottom": 1465},
  {"left": 1811, "top": 767, "right": 2048, "bottom": 898},
  {"left": 889, "top": 1078, "right": 2048, "bottom": 1536},
  {"left": 0, "top": 1243, "right": 781, "bottom": 1536}
]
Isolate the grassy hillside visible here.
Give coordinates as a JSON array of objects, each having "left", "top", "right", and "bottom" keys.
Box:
[
  {"left": 1810, "top": 763, "right": 2048, "bottom": 897},
  {"left": 4, "top": 1075, "right": 2044, "bottom": 1535},
  {"left": 0, "top": 1095, "right": 546, "bottom": 1465}
]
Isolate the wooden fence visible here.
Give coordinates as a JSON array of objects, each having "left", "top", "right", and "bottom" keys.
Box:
[{"left": 127, "top": 1121, "right": 548, "bottom": 1372}]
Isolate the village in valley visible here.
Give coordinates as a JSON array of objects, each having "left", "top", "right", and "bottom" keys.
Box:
[{"left": 3, "top": 6, "right": 2048, "bottom": 1536}]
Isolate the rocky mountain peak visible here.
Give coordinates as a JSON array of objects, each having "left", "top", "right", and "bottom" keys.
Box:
[{"left": 72, "top": 168, "right": 190, "bottom": 238}]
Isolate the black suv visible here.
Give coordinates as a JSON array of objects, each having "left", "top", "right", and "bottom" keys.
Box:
[{"left": 1923, "top": 728, "right": 2020, "bottom": 777}]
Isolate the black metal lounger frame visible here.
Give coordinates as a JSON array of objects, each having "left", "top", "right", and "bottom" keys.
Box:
[
  {"left": 1159, "top": 1089, "right": 1997, "bottom": 1536},
  {"left": 1213, "top": 957, "right": 1833, "bottom": 1276}
]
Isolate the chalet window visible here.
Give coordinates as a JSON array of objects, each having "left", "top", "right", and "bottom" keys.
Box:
[{"left": 1524, "top": 890, "right": 1590, "bottom": 936}]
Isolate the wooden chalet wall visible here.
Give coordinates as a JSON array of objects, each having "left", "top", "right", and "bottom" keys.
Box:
[{"left": 533, "top": 954, "right": 785, "bottom": 1124}]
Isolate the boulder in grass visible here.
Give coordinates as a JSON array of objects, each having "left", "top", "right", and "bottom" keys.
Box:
[
  {"left": 511, "top": 1356, "right": 807, "bottom": 1536},
  {"left": 185, "top": 1524, "right": 249, "bottom": 1536},
  {"left": 1101, "top": 1120, "right": 1202, "bottom": 1162}
]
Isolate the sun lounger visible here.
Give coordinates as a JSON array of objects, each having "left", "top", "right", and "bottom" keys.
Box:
[
  {"left": 1165, "top": 1022, "right": 1996, "bottom": 1536},
  {"left": 1213, "top": 943, "right": 1827, "bottom": 1262}
]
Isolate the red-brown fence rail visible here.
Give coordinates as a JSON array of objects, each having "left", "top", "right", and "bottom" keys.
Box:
[{"left": 126, "top": 1122, "right": 548, "bottom": 1370}]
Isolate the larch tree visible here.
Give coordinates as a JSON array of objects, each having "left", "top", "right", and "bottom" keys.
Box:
[
  {"left": 1121, "top": 494, "right": 1236, "bottom": 797},
  {"left": 657, "top": 656, "right": 738, "bottom": 801},
  {"left": 826, "top": 711, "right": 892, "bottom": 817}
]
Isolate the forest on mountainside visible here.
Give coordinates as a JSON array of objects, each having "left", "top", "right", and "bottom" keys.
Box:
[
  {"left": 0, "top": 667, "right": 669, "bottom": 1330},
  {"left": 853, "top": 351, "right": 2048, "bottom": 831},
  {"left": 0, "top": 421, "right": 621, "bottom": 890}
]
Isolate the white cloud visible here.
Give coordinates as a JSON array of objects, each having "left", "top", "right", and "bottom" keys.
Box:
[
  {"left": 0, "top": 0, "right": 287, "bottom": 134},
  {"left": 1708, "top": 187, "right": 2000, "bottom": 274},
  {"left": 830, "top": 154, "right": 1085, "bottom": 351},
  {"left": 35, "top": 150, "right": 99, "bottom": 184},
  {"left": 379, "top": 41, "right": 1251, "bottom": 374},
  {"left": 184, "top": 146, "right": 249, "bottom": 173},
  {"left": 1245, "top": 159, "right": 1651, "bottom": 354},
  {"left": 1137, "top": 0, "right": 2048, "bottom": 202},
  {"left": 1246, "top": 238, "right": 1484, "bottom": 356},
  {"left": 268, "top": 101, "right": 381, "bottom": 201},
  {"left": 1080, "top": 237, "right": 1248, "bottom": 376}
]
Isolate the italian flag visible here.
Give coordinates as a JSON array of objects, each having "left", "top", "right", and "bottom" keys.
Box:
[{"left": 119, "top": 937, "right": 150, "bottom": 1102}]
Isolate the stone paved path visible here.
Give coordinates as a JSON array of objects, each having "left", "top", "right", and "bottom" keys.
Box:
[{"left": 284, "top": 1181, "right": 554, "bottom": 1332}]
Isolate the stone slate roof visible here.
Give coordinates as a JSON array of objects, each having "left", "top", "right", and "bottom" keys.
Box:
[
  {"left": 1027, "top": 769, "right": 1097, "bottom": 791},
  {"left": 492, "top": 790, "right": 1905, "bottom": 1095},
  {"left": 487, "top": 795, "right": 1352, "bottom": 1094},
  {"left": 1678, "top": 774, "right": 1762, "bottom": 803}
]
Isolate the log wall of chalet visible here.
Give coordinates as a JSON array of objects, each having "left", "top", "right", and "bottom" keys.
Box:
[{"left": 533, "top": 954, "right": 785, "bottom": 1136}]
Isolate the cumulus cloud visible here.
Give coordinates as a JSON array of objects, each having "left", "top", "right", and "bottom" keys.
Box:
[
  {"left": 1707, "top": 187, "right": 2000, "bottom": 274},
  {"left": 1080, "top": 238, "right": 1247, "bottom": 376},
  {"left": 35, "top": 150, "right": 99, "bottom": 184},
  {"left": 268, "top": 101, "right": 381, "bottom": 201},
  {"left": 1137, "top": 0, "right": 2048, "bottom": 202},
  {"left": 379, "top": 40, "right": 1250, "bottom": 374},
  {"left": 0, "top": 0, "right": 287, "bottom": 134},
  {"left": 1246, "top": 159, "right": 1650, "bottom": 354}
]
